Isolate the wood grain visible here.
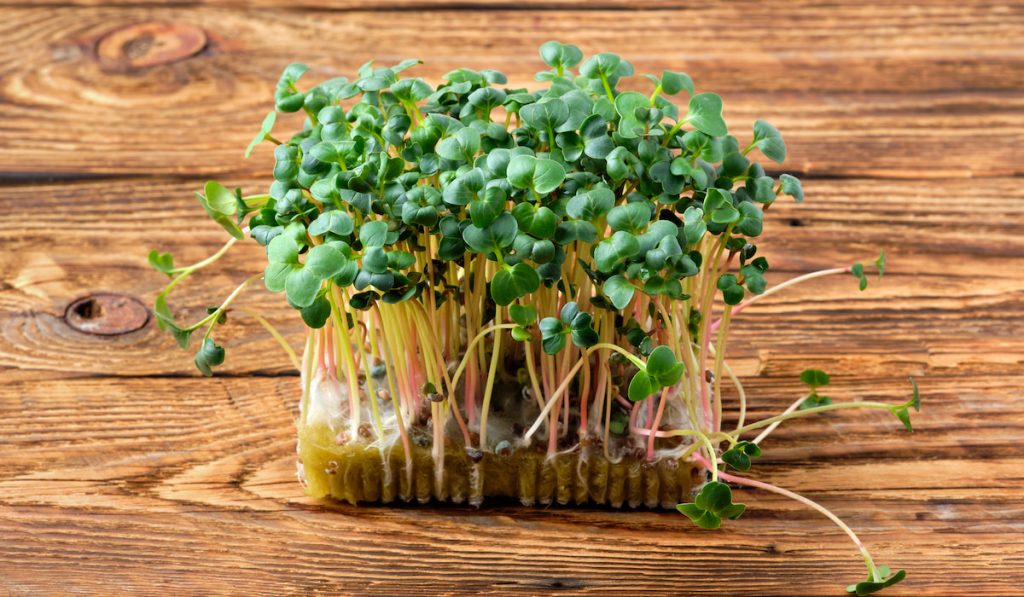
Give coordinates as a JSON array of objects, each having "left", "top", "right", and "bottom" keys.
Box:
[
  {"left": 1, "top": 3, "right": 1023, "bottom": 178},
  {"left": 0, "top": 374, "right": 1021, "bottom": 596},
  {"left": 7, "top": 0, "right": 1016, "bottom": 10},
  {"left": 2, "top": 0, "right": 1024, "bottom": 595}
]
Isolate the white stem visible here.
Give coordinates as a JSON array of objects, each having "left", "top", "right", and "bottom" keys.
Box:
[{"left": 752, "top": 394, "right": 809, "bottom": 445}]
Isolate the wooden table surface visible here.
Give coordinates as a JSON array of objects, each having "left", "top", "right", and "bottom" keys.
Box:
[{"left": 2, "top": 1, "right": 1023, "bottom": 595}]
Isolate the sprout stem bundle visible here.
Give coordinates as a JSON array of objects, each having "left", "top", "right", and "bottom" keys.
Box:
[{"left": 150, "top": 42, "right": 916, "bottom": 595}]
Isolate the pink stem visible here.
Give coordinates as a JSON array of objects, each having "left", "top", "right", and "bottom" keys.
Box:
[
  {"left": 630, "top": 426, "right": 675, "bottom": 439},
  {"left": 561, "top": 392, "right": 570, "bottom": 438},
  {"left": 709, "top": 266, "right": 852, "bottom": 334},
  {"left": 646, "top": 386, "right": 671, "bottom": 461},
  {"left": 629, "top": 400, "right": 642, "bottom": 437},
  {"left": 690, "top": 451, "right": 716, "bottom": 470},
  {"left": 578, "top": 359, "right": 592, "bottom": 437}
]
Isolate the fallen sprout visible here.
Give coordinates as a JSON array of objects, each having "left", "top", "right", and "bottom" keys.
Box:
[{"left": 676, "top": 481, "right": 746, "bottom": 530}]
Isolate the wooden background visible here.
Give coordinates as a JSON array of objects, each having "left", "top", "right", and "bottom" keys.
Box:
[{"left": 2, "top": 1, "right": 1023, "bottom": 595}]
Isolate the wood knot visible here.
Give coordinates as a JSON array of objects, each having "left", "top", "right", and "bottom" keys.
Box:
[
  {"left": 96, "top": 21, "right": 207, "bottom": 71},
  {"left": 64, "top": 293, "right": 150, "bottom": 336}
]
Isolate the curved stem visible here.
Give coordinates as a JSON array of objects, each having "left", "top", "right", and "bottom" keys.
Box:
[
  {"left": 711, "top": 267, "right": 849, "bottom": 333},
  {"left": 752, "top": 394, "right": 809, "bottom": 445},
  {"left": 587, "top": 342, "right": 647, "bottom": 370},
  {"left": 201, "top": 273, "right": 263, "bottom": 340},
  {"left": 448, "top": 324, "right": 518, "bottom": 402},
  {"left": 646, "top": 386, "right": 671, "bottom": 461},
  {"left": 409, "top": 302, "right": 471, "bottom": 447},
  {"left": 352, "top": 318, "right": 384, "bottom": 439},
  {"left": 697, "top": 455, "right": 879, "bottom": 582},
  {"left": 238, "top": 308, "right": 300, "bottom": 370},
  {"left": 165, "top": 237, "right": 238, "bottom": 284},
  {"left": 689, "top": 430, "right": 719, "bottom": 482},
  {"left": 477, "top": 306, "right": 504, "bottom": 450},
  {"left": 731, "top": 401, "right": 896, "bottom": 439},
  {"left": 522, "top": 342, "right": 645, "bottom": 442}
]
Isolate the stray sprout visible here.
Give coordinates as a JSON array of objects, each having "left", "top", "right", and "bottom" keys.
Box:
[{"left": 150, "top": 41, "right": 918, "bottom": 594}]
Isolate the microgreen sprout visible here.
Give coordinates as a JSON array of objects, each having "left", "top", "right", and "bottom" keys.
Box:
[
  {"left": 676, "top": 481, "right": 746, "bottom": 530},
  {"left": 799, "top": 368, "right": 833, "bottom": 409},
  {"left": 150, "top": 41, "right": 916, "bottom": 594}
]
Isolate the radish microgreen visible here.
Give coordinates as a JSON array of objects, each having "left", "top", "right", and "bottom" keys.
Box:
[{"left": 150, "top": 41, "right": 916, "bottom": 594}]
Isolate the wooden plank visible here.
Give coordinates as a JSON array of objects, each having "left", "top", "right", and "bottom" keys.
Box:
[
  {"left": 2, "top": 0, "right": 689, "bottom": 8},
  {"left": 5, "top": 0, "right": 1013, "bottom": 10},
  {"left": 1, "top": 176, "right": 1022, "bottom": 379},
  {"left": 1, "top": 5, "right": 1023, "bottom": 178},
  {"left": 2, "top": 3, "right": 1022, "bottom": 593},
  {"left": 0, "top": 375, "right": 1021, "bottom": 596}
]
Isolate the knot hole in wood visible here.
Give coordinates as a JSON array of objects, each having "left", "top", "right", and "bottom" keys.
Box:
[
  {"left": 95, "top": 21, "right": 207, "bottom": 71},
  {"left": 64, "top": 293, "right": 150, "bottom": 336}
]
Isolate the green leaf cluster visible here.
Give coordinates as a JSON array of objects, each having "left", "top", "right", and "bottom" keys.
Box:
[
  {"left": 628, "top": 345, "right": 685, "bottom": 401},
  {"left": 152, "top": 42, "right": 804, "bottom": 381},
  {"left": 539, "top": 302, "right": 599, "bottom": 355},
  {"left": 891, "top": 376, "right": 921, "bottom": 431},
  {"left": 676, "top": 481, "right": 746, "bottom": 529},
  {"left": 799, "top": 368, "right": 833, "bottom": 409},
  {"left": 222, "top": 40, "right": 802, "bottom": 333},
  {"left": 851, "top": 251, "right": 885, "bottom": 291},
  {"left": 722, "top": 440, "right": 762, "bottom": 472},
  {"left": 845, "top": 565, "right": 907, "bottom": 596}
]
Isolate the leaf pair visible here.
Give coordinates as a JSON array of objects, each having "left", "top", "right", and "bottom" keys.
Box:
[
  {"left": 722, "top": 440, "right": 762, "bottom": 472},
  {"left": 683, "top": 93, "right": 728, "bottom": 137},
  {"left": 747, "top": 120, "right": 787, "bottom": 163},
  {"left": 703, "top": 188, "right": 740, "bottom": 225},
  {"left": 193, "top": 338, "right": 226, "bottom": 377},
  {"left": 509, "top": 304, "right": 537, "bottom": 341},
  {"left": 566, "top": 186, "right": 615, "bottom": 221},
  {"left": 463, "top": 212, "right": 517, "bottom": 255},
  {"left": 538, "top": 301, "right": 599, "bottom": 355},
  {"left": 594, "top": 231, "right": 642, "bottom": 273},
  {"left": 507, "top": 154, "right": 565, "bottom": 195},
  {"left": 891, "top": 377, "right": 921, "bottom": 431},
  {"left": 538, "top": 41, "right": 583, "bottom": 75},
  {"left": 148, "top": 251, "right": 175, "bottom": 276},
  {"left": 717, "top": 274, "right": 745, "bottom": 306},
  {"left": 676, "top": 481, "right": 746, "bottom": 530},
  {"left": 153, "top": 294, "right": 192, "bottom": 349},
  {"left": 627, "top": 345, "right": 685, "bottom": 402},
  {"left": 851, "top": 250, "right": 886, "bottom": 291},
  {"left": 799, "top": 368, "right": 833, "bottom": 409},
  {"left": 645, "top": 70, "right": 694, "bottom": 97},
  {"left": 196, "top": 181, "right": 244, "bottom": 240},
  {"left": 845, "top": 565, "right": 907, "bottom": 596},
  {"left": 153, "top": 291, "right": 228, "bottom": 376},
  {"left": 491, "top": 263, "right": 541, "bottom": 306}
]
